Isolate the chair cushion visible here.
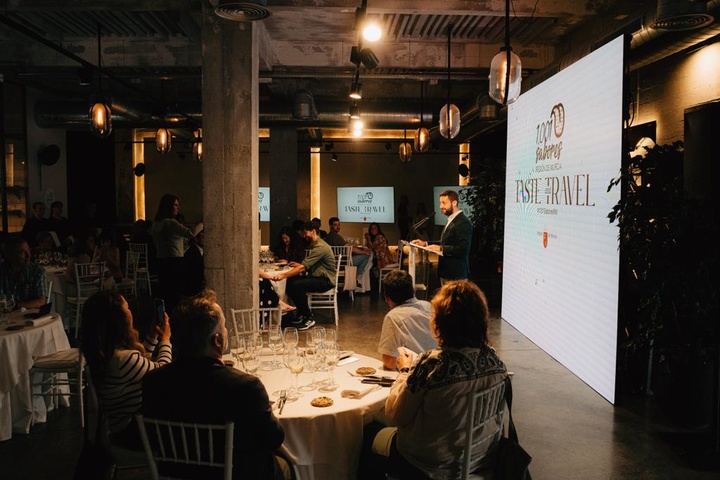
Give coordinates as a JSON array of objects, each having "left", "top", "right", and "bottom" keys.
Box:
[{"left": 32, "top": 347, "right": 82, "bottom": 369}]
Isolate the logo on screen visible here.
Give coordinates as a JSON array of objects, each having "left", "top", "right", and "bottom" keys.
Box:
[
  {"left": 357, "top": 192, "right": 374, "bottom": 204},
  {"left": 258, "top": 191, "right": 265, "bottom": 201}
]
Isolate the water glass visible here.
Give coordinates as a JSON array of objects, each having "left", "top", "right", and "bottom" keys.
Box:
[{"left": 318, "top": 341, "right": 340, "bottom": 392}]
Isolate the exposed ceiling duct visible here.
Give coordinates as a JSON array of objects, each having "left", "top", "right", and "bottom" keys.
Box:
[
  {"left": 650, "top": 0, "right": 714, "bottom": 31},
  {"left": 214, "top": 0, "right": 271, "bottom": 22}
]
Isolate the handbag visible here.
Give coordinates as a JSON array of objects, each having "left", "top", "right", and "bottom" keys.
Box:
[{"left": 494, "top": 377, "right": 533, "bottom": 480}]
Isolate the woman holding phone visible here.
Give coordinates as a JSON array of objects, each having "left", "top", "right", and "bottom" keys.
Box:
[{"left": 80, "top": 290, "right": 172, "bottom": 449}]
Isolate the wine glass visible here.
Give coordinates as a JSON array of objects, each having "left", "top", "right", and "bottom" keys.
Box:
[
  {"left": 300, "top": 346, "right": 323, "bottom": 391},
  {"left": 283, "top": 347, "right": 304, "bottom": 401},
  {"left": 0, "top": 294, "right": 11, "bottom": 324},
  {"left": 229, "top": 335, "right": 245, "bottom": 366},
  {"left": 324, "top": 328, "right": 337, "bottom": 345},
  {"left": 267, "top": 325, "right": 284, "bottom": 369},
  {"left": 241, "top": 334, "right": 262, "bottom": 375},
  {"left": 318, "top": 341, "right": 339, "bottom": 392},
  {"left": 283, "top": 327, "right": 299, "bottom": 351}
]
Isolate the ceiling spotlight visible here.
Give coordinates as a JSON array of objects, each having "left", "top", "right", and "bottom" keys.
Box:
[
  {"left": 332, "top": 153, "right": 338, "bottom": 162},
  {"left": 362, "top": 20, "right": 382, "bottom": 42},
  {"left": 349, "top": 69, "right": 363, "bottom": 100}
]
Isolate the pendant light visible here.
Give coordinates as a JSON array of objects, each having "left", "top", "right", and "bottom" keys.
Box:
[
  {"left": 156, "top": 80, "right": 172, "bottom": 154},
  {"left": 439, "top": 24, "right": 460, "bottom": 139},
  {"left": 488, "top": 0, "right": 522, "bottom": 105},
  {"left": 89, "top": 25, "right": 112, "bottom": 138},
  {"left": 193, "top": 129, "right": 203, "bottom": 162},
  {"left": 414, "top": 81, "right": 430, "bottom": 152},
  {"left": 399, "top": 129, "right": 412, "bottom": 162}
]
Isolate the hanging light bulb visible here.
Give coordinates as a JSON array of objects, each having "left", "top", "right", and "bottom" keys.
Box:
[
  {"left": 414, "top": 81, "right": 429, "bottom": 152},
  {"left": 399, "top": 130, "right": 412, "bottom": 162},
  {"left": 89, "top": 24, "right": 112, "bottom": 138},
  {"left": 439, "top": 24, "right": 460, "bottom": 139},
  {"left": 193, "top": 130, "right": 203, "bottom": 162},
  {"left": 488, "top": 0, "right": 522, "bottom": 105},
  {"left": 156, "top": 127, "right": 172, "bottom": 154},
  {"left": 89, "top": 101, "right": 112, "bottom": 138}
]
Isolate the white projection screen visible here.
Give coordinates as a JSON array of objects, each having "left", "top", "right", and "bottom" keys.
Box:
[{"left": 501, "top": 35, "right": 625, "bottom": 404}]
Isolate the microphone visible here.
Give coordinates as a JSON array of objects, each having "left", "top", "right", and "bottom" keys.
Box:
[{"left": 409, "top": 212, "right": 435, "bottom": 236}]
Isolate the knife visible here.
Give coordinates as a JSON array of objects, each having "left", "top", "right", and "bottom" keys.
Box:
[
  {"left": 361, "top": 378, "right": 395, "bottom": 386},
  {"left": 278, "top": 392, "right": 287, "bottom": 415}
]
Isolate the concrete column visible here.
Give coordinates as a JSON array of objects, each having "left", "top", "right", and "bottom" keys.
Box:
[
  {"left": 269, "top": 126, "right": 298, "bottom": 243},
  {"left": 201, "top": 5, "right": 259, "bottom": 311}
]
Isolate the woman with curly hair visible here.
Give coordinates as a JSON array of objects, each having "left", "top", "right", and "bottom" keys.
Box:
[
  {"left": 365, "top": 222, "right": 394, "bottom": 270},
  {"left": 375, "top": 280, "right": 508, "bottom": 479},
  {"left": 80, "top": 290, "right": 172, "bottom": 448}
]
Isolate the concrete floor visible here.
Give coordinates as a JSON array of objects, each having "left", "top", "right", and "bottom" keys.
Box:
[{"left": 1, "top": 286, "right": 719, "bottom": 479}]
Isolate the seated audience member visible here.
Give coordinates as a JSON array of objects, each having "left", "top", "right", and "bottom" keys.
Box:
[
  {"left": 80, "top": 290, "right": 172, "bottom": 449},
  {"left": 325, "top": 216, "right": 371, "bottom": 280},
  {"left": 272, "top": 226, "right": 305, "bottom": 264},
  {"left": 93, "top": 230, "right": 123, "bottom": 283},
  {"left": 311, "top": 217, "right": 328, "bottom": 239},
  {"left": 365, "top": 222, "right": 394, "bottom": 271},
  {"left": 378, "top": 280, "right": 508, "bottom": 479},
  {"left": 65, "top": 229, "right": 97, "bottom": 284},
  {"left": 47, "top": 200, "right": 72, "bottom": 249},
  {"left": 378, "top": 270, "right": 437, "bottom": 370},
  {"left": 22, "top": 201, "right": 47, "bottom": 248},
  {"left": 31, "top": 231, "right": 57, "bottom": 259},
  {"left": 142, "top": 290, "right": 290, "bottom": 480},
  {"left": 0, "top": 234, "right": 48, "bottom": 309},
  {"left": 291, "top": 219, "right": 306, "bottom": 239},
  {"left": 271, "top": 222, "right": 336, "bottom": 331}
]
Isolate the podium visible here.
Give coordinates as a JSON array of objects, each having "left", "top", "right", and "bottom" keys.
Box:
[{"left": 402, "top": 241, "right": 442, "bottom": 296}]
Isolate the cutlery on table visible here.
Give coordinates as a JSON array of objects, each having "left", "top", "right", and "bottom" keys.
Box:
[
  {"left": 347, "top": 371, "right": 395, "bottom": 381},
  {"left": 277, "top": 390, "right": 287, "bottom": 415}
]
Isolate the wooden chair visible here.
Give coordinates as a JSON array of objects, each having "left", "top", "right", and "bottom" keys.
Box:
[
  {"left": 136, "top": 414, "right": 234, "bottom": 480},
  {"left": 30, "top": 347, "right": 86, "bottom": 428},
  {"left": 306, "top": 254, "right": 341, "bottom": 329},
  {"left": 66, "top": 261, "right": 105, "bottom": 338},
  {"left": 330, "top": 245, "right": 355, "bottom": 301}
]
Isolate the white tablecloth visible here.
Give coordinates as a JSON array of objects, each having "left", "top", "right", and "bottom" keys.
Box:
[
  {"left": 260, "top": 263, "right": 288, "bottom": 301},
  {"left": 229, "top": 352, "right": 393, "bottom": 480},
  {"left": 0, "top": 311, "right": 70, "bottom": 441},
  {"left": 44, "top": 267, "right": 67, "bottom": 324}
]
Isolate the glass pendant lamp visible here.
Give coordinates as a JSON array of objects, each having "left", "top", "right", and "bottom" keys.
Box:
[
  {"left": 414, "top": 81, "right": 430, "bottom": 152},
  {"left": 156, "top": 127, "right": 172, "bottom": 154},
  {"left": 399, "top": 129, "right": 412, "bottom": 162},
  {"left": 488, "top": 0, "right": 522, "bottom": 105},
  {"left": 439, "top": 24, "right": 460, "bottom": 139},
  {"left": 89, "top": 25, "right": 112, "bottom": 138}
]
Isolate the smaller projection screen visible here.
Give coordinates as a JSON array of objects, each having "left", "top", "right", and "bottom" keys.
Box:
[
  {"left": 337, "top": 187, "right": 395, "bottom": 223},
  {"left": 259, "top": 187, "right": 270, "bottom": 222},
  {"left": 432, "top": 185, "right": 474, "bottom": 225},
  {"left": 502, "top": 34, "right": 625, "bottom": 404}
]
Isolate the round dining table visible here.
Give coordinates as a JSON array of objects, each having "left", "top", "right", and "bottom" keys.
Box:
[
  {"left": 226, "top": 351, "right": 394, "bottom": 480},
  {"left": 0, "top": 310, "right": 70, "bottom": 442}
]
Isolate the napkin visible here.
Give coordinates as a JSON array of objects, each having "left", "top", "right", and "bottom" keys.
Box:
[{"left": 24, "top": 315, "right": 55, "bottom": 327}]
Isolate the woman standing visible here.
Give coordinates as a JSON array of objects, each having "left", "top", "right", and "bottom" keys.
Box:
[
  {"left": 379, "top": 280, "right": 508, "bottom": 479},
  {"left": 365, "top": 222, "right": 393, "bottom": 270},
  {"left": 150, "top": 194, "right": 201, "bottom": 313},
  {"left": 80, "top": 290, "right": 172, "bottom": 448}
]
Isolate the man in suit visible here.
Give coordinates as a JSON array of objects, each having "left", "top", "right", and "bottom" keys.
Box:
[
  {"left": 411, "top": 189, "right": 472, "bottom": 283},
  {"left": 142, "top": 290, "right": 291, "bottom": 480}
]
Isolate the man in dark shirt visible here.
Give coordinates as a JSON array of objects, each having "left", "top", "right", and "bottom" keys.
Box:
[
  {"left": 0, "top": 234, "right": 48, "bottom": 309},
  {"left": 142, "top": 290, "right": 289, "bottom": 480},
  {"left": 21, "top": 202, "right": 47, "bottom": 248}
]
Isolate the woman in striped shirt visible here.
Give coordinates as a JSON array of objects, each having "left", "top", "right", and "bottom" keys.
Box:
[{"left": 80, "top": 290, "right": 172, "bottom": 448}]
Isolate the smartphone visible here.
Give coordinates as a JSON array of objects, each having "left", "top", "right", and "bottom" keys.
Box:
[{"left": 154, "top": 298, "right": 166, "bottom": 327}]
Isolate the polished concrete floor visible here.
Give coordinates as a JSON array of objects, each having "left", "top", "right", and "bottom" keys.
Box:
[{"left": 1, "top": 285, "right": 719, "bottom": 479}]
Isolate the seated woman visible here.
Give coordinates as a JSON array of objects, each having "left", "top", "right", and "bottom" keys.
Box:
[
  {"left": 272, "top": 226, "right": 306, "bottom": 264},
  {"left": 80, "top": 290, "right": 172, "bottom": 449},
  {"left": 65, "top": 229, "right": 96, "bottom": 286},
  {"left": 379, "top": 280, "right": 508, "bottom": 479},
  {"left": 93, "top": 230, "right": 123, "bottom": 283},
  {"left": 365, "top": 222, "right": 394, "bottom": 270}
]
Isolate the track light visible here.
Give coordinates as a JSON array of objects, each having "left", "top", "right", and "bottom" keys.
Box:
[
  {"left": 350, "top": 69, "right": 363, "bottom": 100},
  {"left": 349, "top": 103, "right": 361, "bottom": 119},
  {"left": 332, "top": 153, "right": 338, "bottom": 162},
  {"left": 362, "top": 20, "right": 382, "bottom": 42}
]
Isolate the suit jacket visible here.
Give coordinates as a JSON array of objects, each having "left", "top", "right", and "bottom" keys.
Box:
[
  {"left": 142, "top": 357, "right": 285, "bottom": 479},
  {"left": 433, "top": 211, "right": 473, "bottom": 280}
]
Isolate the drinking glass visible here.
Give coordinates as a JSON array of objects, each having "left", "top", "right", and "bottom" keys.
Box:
[
  {"left": 300, "top": 346, "right": 323, "bottom": 391},
  {"left": 267, "top": 325, "right": 284, "bottom": 369},
  {"left": 229, "top": 336, "right": 245, "bottom": 366},
  {"left": 242, "top": 335, "right": 262, "bottom": 375},
  {"left": 283, "top": 347, "right": 304, "bottom": 401},
  {"left": 318, "top": 341, "right": 340, "bottom": 392},
  {"left": 324, "top": 328, "right": 337, "bottom": 345},
  {"left": 283, "top": 327, "right": 299, "bottom": 351},
  {"left": 0, "top": 294, "right": 11, "bottom": 324}
]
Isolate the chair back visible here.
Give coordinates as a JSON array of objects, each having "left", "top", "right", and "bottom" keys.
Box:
[
  {"left": 306, "top": 254, "right": 342, "bottom": 329},
  {"left": 74, "top": 262, "right": 105, "bottom": 297},
  {"left": 136, "top": 414, "right": 234, "bottom": 480},
  {"left": 462, "top": 380, "right": 507, "bottom": 479},
  {"left": 330, "top": 246, "right": 354, "bottom": 295},
  {"left": 230, "top": 306, "right": 281, "bottom": 337},
  {"left": 128, "top": 242, "right": 149, "bottom": 268},
  {"left": 45, "top": 278, "right": 53, "bottom": 303}
]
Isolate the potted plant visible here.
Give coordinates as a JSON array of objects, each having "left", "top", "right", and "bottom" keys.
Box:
[{"left": 608, "top": 141, "right": 719, "bottom": 455}]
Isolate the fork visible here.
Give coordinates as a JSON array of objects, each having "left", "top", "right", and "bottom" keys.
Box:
[{"left": 277, "top": 390, "right": 287, "bottom": 415}]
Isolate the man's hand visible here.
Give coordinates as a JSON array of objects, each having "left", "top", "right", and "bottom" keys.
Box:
[
  {"left": 426, "top": 244, "right": 441, "bottom": 252},
  {"left": 410, "top": 239, "right": 428, "bottom": 247}
]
